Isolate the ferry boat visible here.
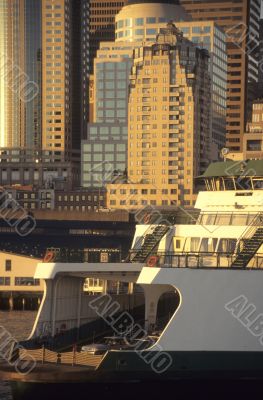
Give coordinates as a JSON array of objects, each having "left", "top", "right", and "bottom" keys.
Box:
[{"left": 2, "top": 159, "right": 263, "bottom": 398}]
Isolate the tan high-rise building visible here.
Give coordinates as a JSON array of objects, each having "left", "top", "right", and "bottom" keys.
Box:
[
  {"left": 42, "top": 0, "right": 69, "bottom": 154},
  {"left": 107, "top": 24, "right": 211, "bottom": 209},
  {"left": 114, "top": 0, "right": 227, "bottom": 156},
  {"left": 180, "top": 0, "right": 261, "bottom": 153},
  {"left": 42, "top": 0, "right": 89, "bottom": 157}
]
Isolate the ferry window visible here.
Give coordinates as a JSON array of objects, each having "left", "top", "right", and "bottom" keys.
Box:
[
  {"left": 190, "top": 238, "right": 200, "bottom": 252},
  {"left": 236, "top": 178, "right": 252, "bottom": 190},
  {"left": 224, "top": 179, "right": 235, "bottom": 190},
  {"left": 200, "top": 238, "right": 208, "bottom": 252},
  {"left": 231, "top": 214, "right": 248, "bottom": 225},
  {"left": 217, "top": 239, "right": 237, "bottom": 253},
  {"left": 202, "top": 214, "right": 216, "bottom": 225},
  {"left": 200, "top": 238, "right": 217, "bottom": 252},
  {"left": 253, "top": 180, "right": 263, "bottom": 189},
  {"left": 0, "top": 277, "right": 10, "bottom": 286},
  {"left": 100, "top": 253, "right": 109, "bottom": 263},
  {"left": 209, "top": 238, "right": 218, "bottom": 252},
  {"left": 218, "top": 239, "right": 228, "bottom": 253},
  {"left": 175, "top": 239, "right": 181, "bottom": 249},
  {"left": 5, "top": 260, "right": 11, "bottom": 271},
  {"left": 215, "top": 214, "right": 231, "bottom": 225},
  {"left": 228, "top": 239, "right": 237, "bottom": 253}
]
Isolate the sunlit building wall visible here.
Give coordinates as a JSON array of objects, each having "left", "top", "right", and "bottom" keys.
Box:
[
  {"left": 115, "top": 1, "right": 227, "bottom": 157},
  {"left": 107, "top": 24, "right": 211, "bottom": 208}
]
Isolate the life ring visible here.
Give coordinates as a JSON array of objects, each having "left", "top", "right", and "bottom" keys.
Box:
[
  {"left": 147, "top": 256, "right": 159, "bottom": 268},
  {"left": 43, "top": 251, "right": 55, "bottom": 263}
]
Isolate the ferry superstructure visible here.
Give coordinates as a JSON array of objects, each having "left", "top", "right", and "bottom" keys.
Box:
[{"left": 2, "top": 160, "right": 263, "bottom": 398}]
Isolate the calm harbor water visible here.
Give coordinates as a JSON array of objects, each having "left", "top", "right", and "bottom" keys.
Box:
[{"left": 0, "top": 311, "right": 37, "bottom": 400}]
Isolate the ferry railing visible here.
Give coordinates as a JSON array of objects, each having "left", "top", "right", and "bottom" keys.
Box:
[
  {"left": 16, "top": 345, "right": 104, "bottom": 368},
  {"left": 42, "top": 247, "right": 122, "bottom": 263},
  {"left": 129, "top": 251, "right": 263, "bottom": 269}
]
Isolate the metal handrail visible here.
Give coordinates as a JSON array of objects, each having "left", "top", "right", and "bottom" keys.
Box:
[
  {"left": 129, "top": 214, "right": 174, "bottom": 261},
  {"left": 234, "top": 212, "right": 263, "bottom": 253}
]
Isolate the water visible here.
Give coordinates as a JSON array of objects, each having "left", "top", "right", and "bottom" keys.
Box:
[{"left": 0, "top": 311, "right": 37, "bottom": 400}]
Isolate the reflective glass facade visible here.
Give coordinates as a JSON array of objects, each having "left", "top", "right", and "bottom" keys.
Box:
[
  {"left": 95, "top": 60, "right": 132, "bottom": 123},
  {"left": 82, "top": 124, "right": 127, "bottom": 187},
  {"left": 176, "top": 22, "right": 227, "bottom": 157},
  {"left": 0, "top": 0, "right": 42, "bottom": 148}
]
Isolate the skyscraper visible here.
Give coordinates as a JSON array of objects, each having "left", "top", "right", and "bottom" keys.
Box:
[
  {"left": 83, "top": 0, "right": 196, "bottom": 188},
  {"left": 0, "top": 0, "right": 89, "bottom": 188},
  {"left": 0, "top": 0, "right": 41, "bottom": 148},
  {"left": 42, "top": 0, "right": 89, "bottom": 156},
  {"left": 107, "top": 24, "right": 211, "bottom": 208},
  {"left": 180, "top": 0, "right": 261, "bottom": 152},
  {"left": 115, "top": 0, "right": 227, "bottom": 156}
]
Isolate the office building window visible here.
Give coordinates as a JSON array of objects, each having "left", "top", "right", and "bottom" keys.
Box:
[
  {"left": 5, "top": 260, "right": 11, "bottom": 272},
  {"left": 135, "top": 18, "right": 144, "bottom": 26}
]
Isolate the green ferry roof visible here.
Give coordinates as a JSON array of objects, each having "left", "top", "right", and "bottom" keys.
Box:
[{"left": 199, "top": 160, "right": 263, "bottom": 178}]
